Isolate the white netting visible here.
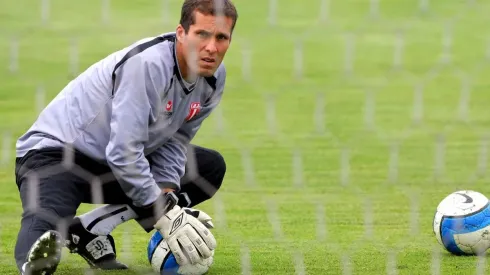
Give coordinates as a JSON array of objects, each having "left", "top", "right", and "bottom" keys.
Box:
[{"left": 1, "top": 0, "right": 490, "bottom": 274}]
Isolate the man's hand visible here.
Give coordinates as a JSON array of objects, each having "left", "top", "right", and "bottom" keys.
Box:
[
  {"left": 183, "top": 208, "right": 214, "bottom": 229},
  {"left": 153, "top": 205, "right": 216, "bottom": 265}
]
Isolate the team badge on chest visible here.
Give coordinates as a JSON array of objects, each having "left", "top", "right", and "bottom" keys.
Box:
[
  {"left": 185, "top": 102, "right": 201, "bottom": 121},
  {"left": 165, "top": 100, "right": 172, "bottom": 111}
]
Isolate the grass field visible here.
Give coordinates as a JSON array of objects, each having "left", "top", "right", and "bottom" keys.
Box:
[{"left": 2, "top": 0, "right": 490, "bottom": 274}]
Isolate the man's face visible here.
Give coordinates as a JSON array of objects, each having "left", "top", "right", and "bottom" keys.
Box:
[{"left": 178, "top": 11, "right": 233, "bottom": 77}]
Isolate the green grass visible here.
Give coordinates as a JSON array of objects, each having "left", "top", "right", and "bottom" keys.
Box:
[{"left": 1, "top": 0, "right": 490, "bottom": 274}]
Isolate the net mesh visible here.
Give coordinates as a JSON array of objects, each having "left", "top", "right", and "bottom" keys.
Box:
[{"left": 1, "top": 0, "right": 490, "bottom": 274}]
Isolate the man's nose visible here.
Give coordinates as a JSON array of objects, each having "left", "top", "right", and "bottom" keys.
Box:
[{"left": 204, "top": 40, "right": 218, "bottom": 54}]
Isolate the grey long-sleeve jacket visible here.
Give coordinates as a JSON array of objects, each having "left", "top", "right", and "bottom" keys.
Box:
[{"left": 16, "top": 32, "right": 226, "bottom": 207}]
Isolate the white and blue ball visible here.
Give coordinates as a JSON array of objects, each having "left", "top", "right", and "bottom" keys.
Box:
[
  {"left": 433, "top": 190, "right": 490, "bottom": 255},
  {"left": 147, "top": 231, "right": 214, "bottom": 275}
]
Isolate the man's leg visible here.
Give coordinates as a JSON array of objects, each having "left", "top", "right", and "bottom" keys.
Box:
[
  {"left": 178, "top": 145, "right": 227, "bottom": 208},
  {"left": 75, "top": 172, "right": 137, "bottom": 236},
  {"left": 60, "top": 150, "right": 130, "bottom": 270},
  {"left": 14, "top": 148, "right": 85, "bottom": 274},
  {"left": 76, "top": 144, "right": 227, "bottom": 234},
  {"left": 63, "top": 144, "right": 226, "bottom": 271}
]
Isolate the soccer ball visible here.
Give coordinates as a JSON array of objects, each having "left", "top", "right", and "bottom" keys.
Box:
[
  {"left": 433, "top": 190, "right": 490, "bottom": 255},
  {"left": 147, "top": 230, "right": 214, "bottom": 275}
]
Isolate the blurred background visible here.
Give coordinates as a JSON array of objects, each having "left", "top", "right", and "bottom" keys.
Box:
[{"left": 1, "top": 0, "right": 490, "bottom": 274}]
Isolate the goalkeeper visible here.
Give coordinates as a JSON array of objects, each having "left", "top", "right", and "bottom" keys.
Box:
[{"left": 13, "top": 0, "right": 238, "bottom": 274}]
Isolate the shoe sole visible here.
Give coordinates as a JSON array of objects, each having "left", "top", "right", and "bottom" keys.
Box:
[{"left": 24, "top": 230, "right": 62, "bottom": 275}]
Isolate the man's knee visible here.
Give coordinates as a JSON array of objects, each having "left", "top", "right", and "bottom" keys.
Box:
[
  {"left": 22, "top": 211, "right": 58, "bottom": 230},
  {"left": 195, "top": 146, "right": 226, "bottom": 192},
  {"left": 180, "top": 146, "right": 227, "bottom": 207},
  {"left": 208, "top": 148, "right": 226, "bottom": 186}
]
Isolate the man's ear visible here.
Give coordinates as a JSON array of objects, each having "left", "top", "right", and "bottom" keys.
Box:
[{"left": 176, "top": 25, "right": 185, "bottom": 42}]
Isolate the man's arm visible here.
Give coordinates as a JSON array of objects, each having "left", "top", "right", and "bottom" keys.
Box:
[{"left": 105, "top": 53, "right": 171, "bottom": 208}]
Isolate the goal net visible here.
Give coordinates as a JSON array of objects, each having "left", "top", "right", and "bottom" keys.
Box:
[{"left": 1, "top": 0, "right": 490, "bottom": 274}]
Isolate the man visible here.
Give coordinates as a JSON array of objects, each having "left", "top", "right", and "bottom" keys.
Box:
[{"left": 13, "top": 0, "right": 238, "bottom": 274}]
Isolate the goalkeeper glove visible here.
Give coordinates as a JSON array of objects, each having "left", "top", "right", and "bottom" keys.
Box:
[
  {"left": 153, "top": 204, "right": 216, "bottom": 265},
  {"left": 183, "top": 207, "right": 214, "bottom": 229}
]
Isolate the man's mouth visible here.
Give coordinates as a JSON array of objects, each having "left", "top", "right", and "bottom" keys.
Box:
[{"left": 201, "top": 57, "right": 215, "bottom": 63}]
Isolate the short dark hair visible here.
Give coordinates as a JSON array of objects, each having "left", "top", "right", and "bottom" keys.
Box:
[{"left": 179, "top": 0, "right": 238, "bottom": 33}]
